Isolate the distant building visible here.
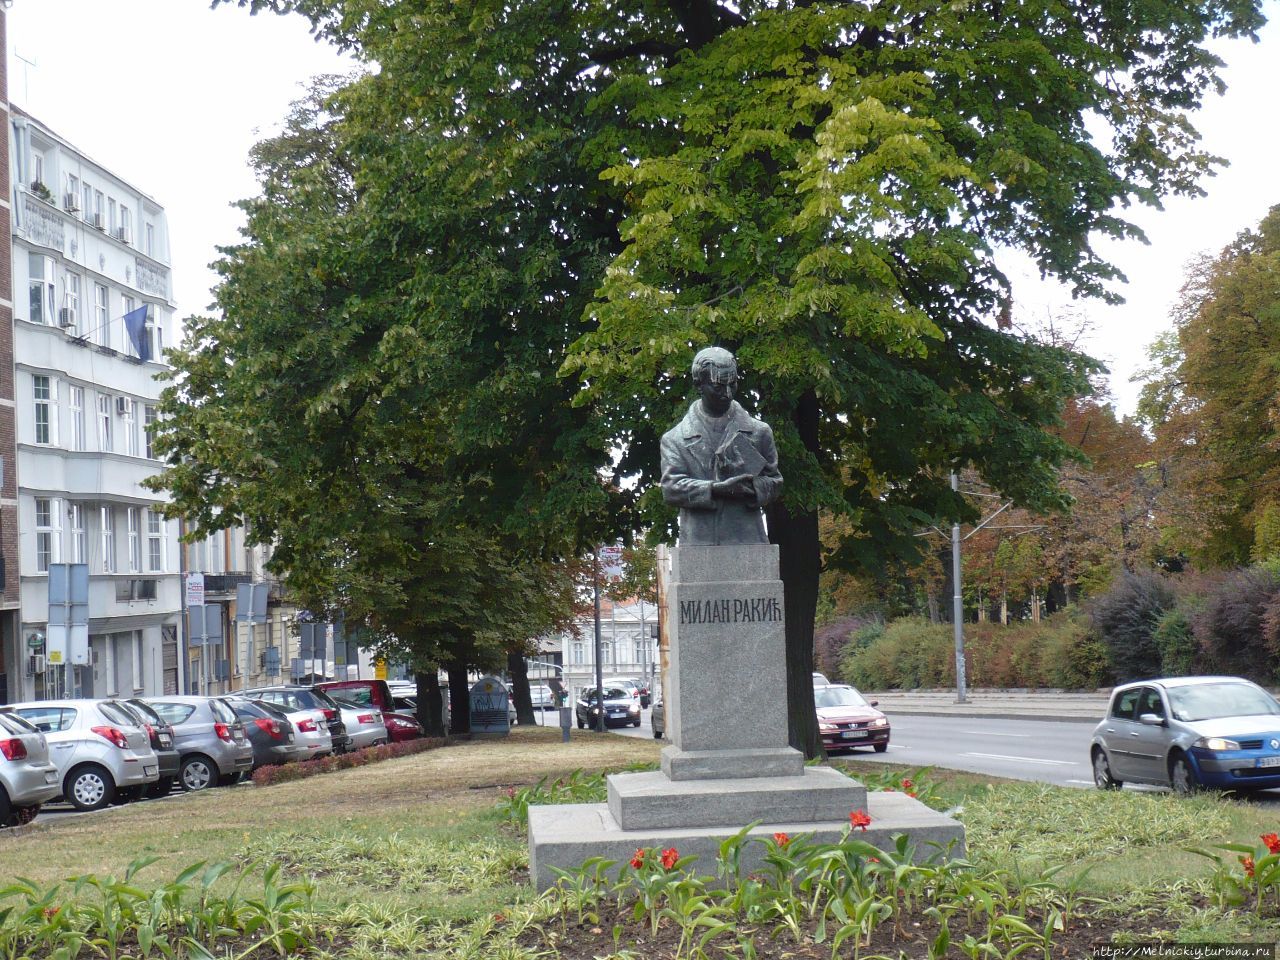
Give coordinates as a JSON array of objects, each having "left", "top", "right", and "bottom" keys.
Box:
[
  {"left": 547, "top": 596, "right": 661, "bottom": 701},
  {"left": 1, "top": 103, "right": 181, "bottom": 701}
]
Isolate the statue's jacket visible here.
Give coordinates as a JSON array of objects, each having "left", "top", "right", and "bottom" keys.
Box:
[{"left": 659, "top": 400, "right": 783, "bottom": 546}]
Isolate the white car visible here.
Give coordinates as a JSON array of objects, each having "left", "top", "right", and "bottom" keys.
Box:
[
  {"left": 332, "top": 698, "right": 388, "bottom": 750},
  {"left": 251, "top": 699, "right": 330, "bottom": 761},
  {"left": 0, "top": 710, "right": 60, "bottom": 826},
  {"left": 7, "top": 699, "right": 158, "bottom": 811}
]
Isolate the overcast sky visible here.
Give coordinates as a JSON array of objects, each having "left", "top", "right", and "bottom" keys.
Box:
[{"left": 8, "top": 0, "right": 1279, "bottom": 415}]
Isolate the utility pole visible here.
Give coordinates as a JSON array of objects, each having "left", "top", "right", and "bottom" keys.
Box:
[
  {"left": 951, "top": 471, "right": 967, "bottom": 704},
  {"left": 593, "top": 552, "right": 605, "bottom": 733}
]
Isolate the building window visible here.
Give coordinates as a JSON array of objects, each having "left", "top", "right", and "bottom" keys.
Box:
[
  {"left": 144, "top": 405, "right": 157, "bottom": 459},
  {"left": 127, "top": 507, "right": 141, "bottom": 573},
  {"left": 122, "top": 295, "right": 135, "bottom": 355},
  {"left": 30, "top": 152, "right": 44, "bottom": 189},
  {"left": 132, "top": 633, "right": 144, "bottom": 691},
  {"left": 207, "top": 532, "right": 224, "bottom": 574},
  {"left": 108, "top": 197, "right": 117, "bottom": 235},
  {"left": 94, "top": 284, "right": 108, "bottom": 344},
  {"left": 35, "top": 497, "right": 60, "bottom": 572},
  {"left": 145, "top": 223, "right": 154, "bottom": 257},
  {"left": 120, "top": 206, "right": 132, "bottom": 245},
  {"left": 70, "top": 386, "right": 86, "bottom": 451},
  {"left": 101, "top": 506, "right": 115, "bottom": 573},
  {"left": 28, "top": 254, "right": 54, "bottom": 325},
  {"left": 82, "top": 182, "right": 93, "bottom": 222},
  {"left": 120, "top": 398, "right": 138, "bottom": 456},
  {"left": 146, "top": 509, "right": 164, "bottom": 572},
  {"left": 70, "top": 503, "right": 86, "bottom": 564},
  {"left": 571, "top": 640, "right": 585, "bottom": 665},
  {"left": 62, "top": 271, "right": 81, "bottom": 331},
  {"left": 145, "top": 306, "right": 163, "bottom": 360},
  {"left": 98, "top": 395, "right": 112, "bottom": 451},
  {"left": 65, "top": 174, "right": 79, "bottom": 210},
  {"left": 33, "top": 375, "right": 57, "bottom": 445},
  {"left": 94, "top": 190, "right": 104, "bottom": 228}
]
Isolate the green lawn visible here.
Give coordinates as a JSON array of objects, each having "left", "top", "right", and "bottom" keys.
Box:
[{"left": 1, "top": 729, "right": 1278, "bottom": 958}]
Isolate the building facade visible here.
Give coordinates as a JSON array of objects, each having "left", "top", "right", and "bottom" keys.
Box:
[
  {"left": 0, "top": 11, "right": 21, "bottom": 706},
  {"left": 546, "top": 597, "right": 661, "bottom": 702},
  {"left": 2, "top": 107, "right": 182, "bottom": 702}
]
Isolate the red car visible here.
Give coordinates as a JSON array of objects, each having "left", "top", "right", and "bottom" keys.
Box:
[
  {"left": 383, "top": 712, "right": 423, "bottom": 742},
  {"left": 815, "top": 684, "right": 890, "bottom": 754}
]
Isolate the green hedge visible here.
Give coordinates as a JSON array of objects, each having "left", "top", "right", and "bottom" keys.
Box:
[{"left": 839, "top": 608, "right": 1107, "bottom": 690}]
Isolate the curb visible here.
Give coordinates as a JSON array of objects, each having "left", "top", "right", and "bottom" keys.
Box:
[{"left": 879, "top": 708, "right": 1100, "bottom": 724}]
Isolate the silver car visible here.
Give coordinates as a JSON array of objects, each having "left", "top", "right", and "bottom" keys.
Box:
[
  {"left": 147, "top": 696, "right": 255, "bottom": 791},
  {"left": 253, "top": 699, "right": 329, "bottom": 761},
  {"left": 331, "top": 698, "right": 387, "bottom": 751},
  {"left": 1090, "top": 675, "right": 1280, "bottom": 794},
  {"left": 0, "top": 710, "right": 60, "bottom": 825},
  {"left": 6, "top": 699, "right": 158, "bottom": 811}
]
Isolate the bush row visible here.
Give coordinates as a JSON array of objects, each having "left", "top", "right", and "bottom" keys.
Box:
[
  {"left": 838, "top": 609, "right": 1108, "bottom": 690},
  {"left": 250, "top": 737, "right": 446, "bottom": 787}
]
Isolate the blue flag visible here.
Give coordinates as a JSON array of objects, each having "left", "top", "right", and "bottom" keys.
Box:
[{"left": 123, "top": 304, "right": 150, "bottom": 361}]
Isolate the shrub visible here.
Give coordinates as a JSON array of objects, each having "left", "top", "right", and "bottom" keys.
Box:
[
  {"left": 251, "top": 737, "right": 446, "bottom": 787},
  {"left": 1090, "top": 571, "right": 1175, "bottom": 682},
  {"left": 840, "top": 617, "right": 952, "bottom": 689},
  {"left": 1152, "top": 608, "right": 1197, "bottom": 676},
  {"left": 1194, "top": 565, "right": 1280, "bottom": 682}
]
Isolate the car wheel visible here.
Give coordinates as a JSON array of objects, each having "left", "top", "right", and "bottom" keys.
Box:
[
  {"left": 65, "top": 764, "right": 115, "bottom": 812},
  {"left": 1170, "top": 753, "right": 1200, "bottom": 795},
  {"left": 147, "top": 778, "right": 175, "bottom": 799},
  {"left": 179, "top": 755, "right": 216, "bottom": 792},
  {"left": 1092, "top": 748, "right": 1122, "bottom": 790},
  {"left": 873, "top": 742, "right": 889, "bottom": 753},
  {"left": 633, "top": 718, "right": 642, "bottom": 727}
]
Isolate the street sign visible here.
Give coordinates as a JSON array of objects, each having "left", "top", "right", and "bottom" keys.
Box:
[
  {"left": 185, "top": 572, "right": 205, "bottom": 608},
  {"left": 599, "top": 544, "right": 624, "bottom": 579},
  {"left": 374, "top": 659, "right": 387, "bottom": 680}
]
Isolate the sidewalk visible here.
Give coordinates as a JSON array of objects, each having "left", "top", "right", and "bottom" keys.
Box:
[{"left": 863, "top": 689, "right": 1110, "bottom": 723}]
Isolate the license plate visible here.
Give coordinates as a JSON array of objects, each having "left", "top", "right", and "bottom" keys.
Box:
[
  {"left": 1258, "top": 756, "right": 1280, "bottom": 768},
  {"left": 144, "top": 765, "right": 157, "bottom": 777},
  {"left": 842, "top": 730, "right": 868, "bottom": 739},
  {"left": 159, "top": 734, "right": 172, "bottom": 747}
]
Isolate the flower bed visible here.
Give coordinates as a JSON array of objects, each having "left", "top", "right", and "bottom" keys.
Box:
[{"left": 250, "top": 737, "right": 446, "bottom": 787}]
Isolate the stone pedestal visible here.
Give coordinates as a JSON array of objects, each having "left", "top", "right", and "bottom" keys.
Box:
[{"left": 527, "top": 543, "right": 964, "bottom": 889}]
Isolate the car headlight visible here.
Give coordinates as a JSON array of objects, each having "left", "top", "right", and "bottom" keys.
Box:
[
  {"left": 1194, "top": 737, "right": 1241, "bottom": 751},
  {"left": 818, "top": 722, "right": 837, "bottom": 732},
  {"left": 628, "top": 705, "right": 640, "bottom": 714},
  {"left": 870, "top": 717, "right": 888, "bottom": 728}
]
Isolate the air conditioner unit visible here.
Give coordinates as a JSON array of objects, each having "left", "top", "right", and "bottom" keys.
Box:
[
  {"left": 58, "top": 307, "right": 77, "bottom": 328},
  {"left": 26, "top": 654, "right": 45, "bottom": 676},
  {"left": 91, "top": 213, "right": 103, "bottom": 230},
  {"left": 113, "top": 227, "right": 129, "bottom": 243},
  {"left": 63, "top": 193, "right": 80, "bottom": 212},
  {"left": 116, "top": 396, "right": 130, "bottom": 415}
]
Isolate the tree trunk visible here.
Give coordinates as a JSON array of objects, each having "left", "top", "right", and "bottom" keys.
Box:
[
  {"left": 1000, "top": 593, "right": 1008, "bottom": 625},
  {"left": 926, "top": 592, "right": 940, "bottom": 624},
  {"left": 446, "top": 659, "right": 471, "bottom": 735},
  {"left": 507, "top": 649, "right": 536, "bottom": 726},
  {"left": 766, "top": 386, "right": 822, "bottom": 760},
  {"left": 414, "top": 669, "right": 446, "bottom": 737},
  {"left": 1032, "top": 590, "right": 1041, "bottom": 623}
]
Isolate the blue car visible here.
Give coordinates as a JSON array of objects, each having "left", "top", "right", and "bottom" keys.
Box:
[{"left": 1090, "top": 676, "right": 1280, "bottom": 794}]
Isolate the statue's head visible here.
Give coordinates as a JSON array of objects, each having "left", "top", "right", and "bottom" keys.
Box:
[{"left": 691, "top": 346, "right": 737, "bottom": 416}]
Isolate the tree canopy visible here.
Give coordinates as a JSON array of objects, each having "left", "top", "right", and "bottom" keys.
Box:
[{"left": 178, "top": 0, "right": 1266, "bottom": 754}]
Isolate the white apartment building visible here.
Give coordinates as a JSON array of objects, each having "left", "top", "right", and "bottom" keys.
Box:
[
  {"left": 547, "top": 597, "right": 661, "bottom": 701},
  {"left": 5, "top": 108, "right": 182, "bottom": 701}
]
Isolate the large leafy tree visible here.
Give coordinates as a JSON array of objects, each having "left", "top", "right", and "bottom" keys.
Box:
[
  {"left": 1138, "top": 206, "right": 1280, "bottom": 567},
  {"left": 210, "top": 0, "right": 1261, "bottom": 755}
]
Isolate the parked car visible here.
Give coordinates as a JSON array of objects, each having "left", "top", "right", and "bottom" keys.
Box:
[
  {"left": 331, "top": 697, "right": 388, "bottom": 750},
  {"left": 119, "top": 698, "right": 181, "bottom": 798},
  {"left": 224, "top": 698, "right": 299, "bottom": 769},
  {"left": 1090, "top": 676, "right": 1280, "bottom": 794},
  {"left": 0, "top": 710, "right": 59, "bottom": 825},
  {"left": 5, "top": 699, "right": 159, "bottom": 811},
  {"left": 603, "top": 676, "right": 651, "bottom": 708},
  {"left": 651, "top": 699, "right": 665, "bottom": 740},
  {"left": 529, "top": 685, "right": 556, "bottom": 710},
  {"left": 814, "top": 684, "right": 890, "bottom": 754},
  {"left": 146, "top": 696, "right": 254, "bottom": 791},
  {"left": 576, "top": 686, "right": 642, "bottom": 729},
  {"left": 384, "top": 711, "right": 424, "bottom": 742},
  {"left": 242, "top": 686, "right": 350, "bottom": 754},
  {"left": 252, "top": 699, "right": 330, "bottom": 760},
  {"left": 812, "top": 671, "right": 831, "bottom": 686}
]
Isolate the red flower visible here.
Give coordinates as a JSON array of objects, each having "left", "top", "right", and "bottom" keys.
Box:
[
  {"left": 629, "top": 848, "right": 645, "bottom": 869},
  {"left": 1262, "top": 833, "right": 1280, "bottom": 855},
  {"left": 849, "top": 809, "right": 872, "bottom": 832},
  {"left": 506, "top": 786, "right": 516, "bottom": 798},
  {"left": 660, "top": 847, "right": 679, "bottom": 870},
  {"left": 906, "top": 791, "right": 918, "bottom": 799},
  {"left": 773, "top": 832, "right": 791, "bottom": 848},
  {"left": 901, "top": 778, "right": 914, "bottom": 790},
  {"left": 1241, "top": 855, "right": 1256, "bottom": 878},
  {"left": 42, "top": 906, "right": 59, "bottom": 920},
  {"left": 867, "top": 857, "right": 880, "bottom": 864}
]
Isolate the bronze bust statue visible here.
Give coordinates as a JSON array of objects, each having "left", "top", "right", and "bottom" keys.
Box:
[{"left": 659, "top": 347, "right": 783, "bottom": 545}]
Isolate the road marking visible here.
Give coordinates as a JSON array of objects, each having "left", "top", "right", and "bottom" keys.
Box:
[
  {"left": 1065, "top": 779, "right": 1096, "bottom": 785},
  {"left": 959, "top": 730, "right": 1032, "bottom": 737},
  {"left": 962, "top": 752, "right": 1080, "bottom": 766}
]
